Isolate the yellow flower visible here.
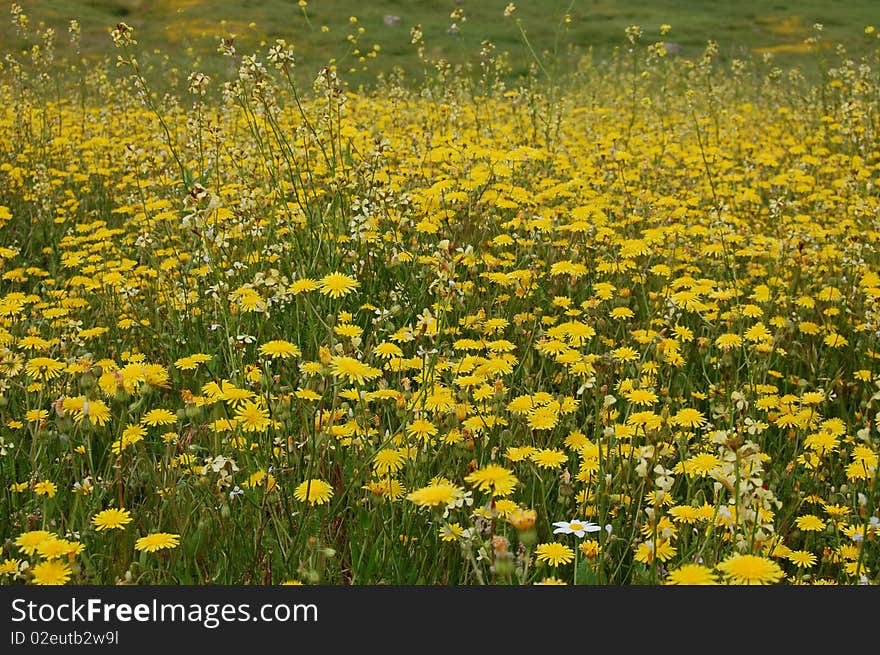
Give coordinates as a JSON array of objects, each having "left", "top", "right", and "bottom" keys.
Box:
[
  {"left": 674, "top": 453, "right": 721, "bottom": 477},
  {"left": 289, "top": 278, "right": 318, "bottom": 294},
  {"left": 625, "top": 388, "right": 657, "bottom": 406},
  {"left": 329, "top": 356, "right": 381, "bottom": 385},
  {"left": 0, "top": 558, "right": 22, "bottom": 575},
  {"left": 787, "top": 550, "right": 817, "bottom": 569},
  {"left": 30, "top": 560, "right": 72, "bottom": 585},
  {"left": 823, "top": 333, "right": 848, "bottom": 348},
  {"left": 92, "top": 507, "right": 133, "bottom": 531},
  {"left": 464, "top": 464, "right": 518, "bottom": 497},
  {"left": 217, "top": 382, "right": 256, "bottom": 407},
  {"left": 530, "top": 448, "right": 567, "bottom": 470},
  {"left": 362, "top": 478, "right": 407, "bottom": 501},
  {"left": 234, "top": 400, "right": 272, "bottom": 432},
  {"left": 407, "top": 482, "right": 464, "bottom": 509},
  {"left": 113, "top": 423, "right": 147, "bottom": 453},
  {"left": 243, "top": 470, "right": 277, "bottom": 492},
  {"left": 535, "top": 542, "right": 575, "bottom": 566},
  {"left": 634, "top": 539, "right": 677, "bottom": 564},
  {"left": 668, "top": 505, "right": 702, "bottom": 524},
  {"left": 579, "top": 540, "right": 601, "bottom": 558},
  {"left": 505, "top": 446, "right": 536, "bottom": 462},
  {"left": 259, "top": 340, "right": 302, "bottom": 359},
  {"left": 493, "top": 499, "right": 519, "bottom": 518},
  {"left": 18, "top": 335, "right": 52, "bottom": 351},
  {"left": 795, "top": 514, "right": 826, "bottom": 532},
  {"left": 406, "top": 418, "right": 438, "bottom": 441},
  {"left": 527, "top": 404, "right": 558, "bottom": 430},
  {"left": 25, "top": 357, "right": 66, "bottom": 380},
  {"left": 374, "top": 342, "right": 404, "bottom": 359},
  {"left": 334, "top": 323, "right": 363, "bottom": 339},
  {"left": 294, "top": 479, "right": 334, "bottom": 505},
  {"left": 175, "top": 354, "right": 210, "bottom": 370},
  {"left": 373, "top": 449, "right": 406, "bottom": 477},
  {"left": 135, "top": 532, "right": 181, "bottom": 552},
  {"left": 62, "top": 396, "right": 111, "bottom": 426},
  {"left": 33, "top": 480, "right": 57, "bottom": 498},
  {"left": 611, "top": 346, "right": 639, "bottom": 362},
  {"left": 318, "top": 272, "right": 359, "bottom": 299},
  {"left": 36, "top": 537, "right": 79, "bottom": 560},
  {"left": 141, "top": 408, "right": 177, "bottom": 426},
  {"left": 715, "top": 333, "right": 743, "bottom": 350},
  {"left": 24, "top": 408, "right": 48, "bottom": 423},
  {"left": 15, "top": 530, "right": 54, "bottom": 556},
  {"left": 717, "top": 554, "right": 784, "bottom": 585},
  {"left": 670, "top": 408, "right": 707, "bottom": 429},
  {"left": 439, "top": 522, "right": 465, "bottom": 542},
  {"left": 666, "top": 564, "right": 718, "bottom": 585},
  {"left": 507, "top": 508, "right": 537, "bottom": 530}
]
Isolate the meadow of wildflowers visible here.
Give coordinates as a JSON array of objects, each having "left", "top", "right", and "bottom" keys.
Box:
[{"left": 1, "top": 4, "right": 879, "bottom": 586}]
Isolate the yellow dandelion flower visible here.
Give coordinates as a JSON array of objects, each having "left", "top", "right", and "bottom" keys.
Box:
[
  {"left": 334, "top": 323, "right": 363, "bottom": 339},
  {"left": 666, "top": 564, "right": 718, "bottom": 585},
  {"left": 218, "top": 382, "right": 257, "bottom": 407},
  {"left": 92, "top": 507, "right": 133, "bottom": 531},
  {"left": 0, "top": 558, "right": 22, "bottom": 575},
  {"left": 373, "top": 448, "right": 406, "bottom": 477},
  {"left": 611, "top": 346, "right": 639, "bottom": 362},
  {"left": 787, "top": 550, "right": 817, "bottom": 569},
  {"left": 33, "top": 480, "right": 57, "bottom": 498},
  {"left": 715, "top": 333, "right": 743, "bottom": 350},
  {"left": 30, "top": 560, "right": 72, "bottom": 585},
  {"left": 259, "top": 340, "right": 302, "bottom": 359},
  {"left": 329, "top": 355, "right": 381, "bottom": 385},
  {"left": 670, "top": 407, "right": 707, "bottom": 429},
  {"left": 535, "top": 542, "right": 575, "bottom": 566},
  {"left": 362, "top": 478, "right": 407, "bottom": 501},
  {"left": 674, "top": 452, "right": 721, "bottom": 477},
  {"left": 318, "top": 272, "right": 359, "bottom": 299},
  {"left": 36, "top": 537, "right": 79, "bottom": 560},
  {"left": 24, "top": 408, "right": 49, "bottom": 423},
  {"left": 464, "top": 464, "right": 518, "bottom": 497},
  {"left": 134, "top": 532, "right": 181, "bottom": 552},
  {"left": 626, "top": 388, "right": 657, "bottom": 406},
  {"left": 25, "top": 357, "right": 66, "bottom": 380},
  {"left": 717, "top": 554, "right": 784, "bottom": 585},
  {"left": 294, "top": 479, "right": 334, "bottom": 505},
  {"left": 15, "top": 530, "right": 54, "bottom": 556},
  {"left": 234, "top": 401, "right": 272, "bottom": 432},
  {"left": 406, "top": 418, "right": 437, "bottom": 441},
  {"left": 407, "top": 482, "right": 464, "bottom": 509},
  {"left": 505, "top": 446, "right": 536, "bottom": 462},
  {"left": 374, "top": 342, "right": 404, "bottom": 359},
  {"left": 141, "top": 408, "right": 177, "bottom": 426},
  {"left": 527, "top": 404, "right": 559, "bottom": 430},
  {"left": 634, "top": 539, "right": 677, "bottom": 564},
  {"left": 439, "top": 522, "right": 465, "bottom": 542},
  {"left": 530, "top": 448, "right": 568, "bottom": 469},
  {"left": 290, "top": 278, "right": 319, "bottom": 295},
  {"left": 795, "top": 514, "right": 826, "bottom": 532}
]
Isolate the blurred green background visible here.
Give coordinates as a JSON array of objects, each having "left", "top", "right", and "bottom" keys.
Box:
[{"left": 3, "top": 0, "right": 878, "bottom": 88}]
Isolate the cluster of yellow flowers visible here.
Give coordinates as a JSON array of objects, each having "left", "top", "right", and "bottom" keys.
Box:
[{"left": 1, "top": 14, "right": 879, "bottom": 585}]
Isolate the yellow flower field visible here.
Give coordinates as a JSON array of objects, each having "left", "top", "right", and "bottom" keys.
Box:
[{"left": 1, "top": 8, "right": 879, "bottom": 585}]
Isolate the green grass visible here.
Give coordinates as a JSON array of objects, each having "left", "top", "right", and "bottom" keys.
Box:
[
  {"left": 4, "top": 0, "right": 879, "bottom": 90},
  {"left": 2, "top": 0, "right": 880, "bottom": 588}
]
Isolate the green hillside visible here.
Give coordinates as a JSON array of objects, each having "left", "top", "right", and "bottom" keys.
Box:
[{"left": 3, "top": 0, "right": 879, "bottom": 89}]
